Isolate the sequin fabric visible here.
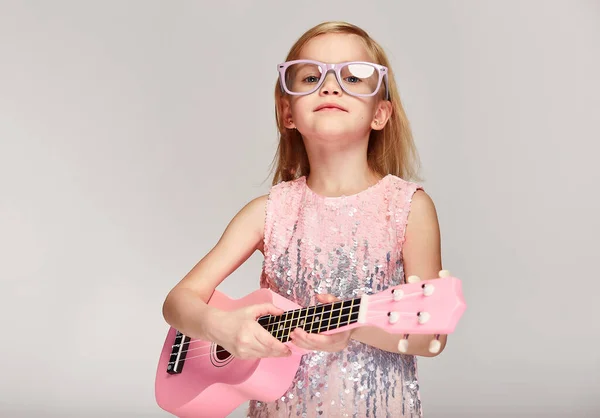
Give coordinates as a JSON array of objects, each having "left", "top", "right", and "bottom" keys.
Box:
[{"left": 247, "top": 174, "right": 424, "bottom": 418}]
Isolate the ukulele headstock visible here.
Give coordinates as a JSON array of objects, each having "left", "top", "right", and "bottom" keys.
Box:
[{"left": 358, "top": 270, "right": 466, "bottom": 354}]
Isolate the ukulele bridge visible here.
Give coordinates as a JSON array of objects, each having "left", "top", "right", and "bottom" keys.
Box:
[{"left": 166, "top": 330, "right": 190, "bottom": 375}]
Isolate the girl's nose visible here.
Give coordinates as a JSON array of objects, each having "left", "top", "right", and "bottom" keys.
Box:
[{"left": 320, "top": 73, "right": 341, "bottom": 95}]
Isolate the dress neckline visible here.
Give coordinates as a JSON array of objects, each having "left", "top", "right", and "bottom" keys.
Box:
[{"left": 300, "top": 174, "right": 392, "bottom": 200}]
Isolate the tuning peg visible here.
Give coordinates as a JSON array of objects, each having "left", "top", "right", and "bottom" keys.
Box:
[
  {"left": 392, "top": 289, "right": 404, "bottom": 301},
  {"left": 429, "top": 337, "right": 442, "bottom": 354},
  {"left": 387, "top": 311, "right": 400, "bottom": 324},
  {"left": 398, "top": 334, "right": 410, "bottom": 353},
  {"left": 417, "top": 311, "right": 430, "bottom": 324},
  {"left": 422, "top": 284, "right": 434, "bottom": 296},
  {"left": 407, "top": 275, "right": 421, "bottom": 283},
  {"left": 438, "top": 269, "right": 450, "bottom": 278}
]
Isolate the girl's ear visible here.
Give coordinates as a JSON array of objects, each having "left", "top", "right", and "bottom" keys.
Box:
[
  {"left": 371, "top": 100, "right": 393, "bottom": 131},
  {"left": 281, "top": 97, "right": 296, "bottom": 129}
]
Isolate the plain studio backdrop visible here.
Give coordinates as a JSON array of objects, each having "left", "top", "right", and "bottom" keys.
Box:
[{"left": 1, "top": 1, "right": 599, "bottom": 417}]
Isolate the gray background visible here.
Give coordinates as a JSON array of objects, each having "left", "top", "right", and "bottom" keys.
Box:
[{"left": 1, "top": 1, "right": 599, "bottom": 417}]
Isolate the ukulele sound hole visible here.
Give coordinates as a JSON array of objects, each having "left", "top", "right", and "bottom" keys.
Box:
[{"left": 215, "top": 345, "right": 232, "bottom": 361}]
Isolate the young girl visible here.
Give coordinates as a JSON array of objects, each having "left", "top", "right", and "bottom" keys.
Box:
[{"left": 162, "top": 21, "right": 446, "bottom": 418}]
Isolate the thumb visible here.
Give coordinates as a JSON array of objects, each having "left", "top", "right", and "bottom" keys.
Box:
[
  {"left": 316, "top": 293, "right": 339, "bottom": 303},
  {"left": 252, "top": 303, "right": 285, "bottom": 318}
]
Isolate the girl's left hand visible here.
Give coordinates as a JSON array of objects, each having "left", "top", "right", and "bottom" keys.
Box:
[{"left": 289, "top": 294, "right": 354, "bottom": 353}]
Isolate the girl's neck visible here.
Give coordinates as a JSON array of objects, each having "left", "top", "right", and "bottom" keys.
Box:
[{"left": 304, "top": 142, "right": 382, "bottom": 198}]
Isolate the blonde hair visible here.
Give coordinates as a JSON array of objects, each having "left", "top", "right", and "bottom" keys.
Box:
[{"left": 269, "top": 21, "right": 422, "bottom": 185}]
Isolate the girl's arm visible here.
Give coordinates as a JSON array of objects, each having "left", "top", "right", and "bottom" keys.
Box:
[
  {"left": 161, "top": 195, "right": 291, "bottom": 359},
  {"left": 351, "top": 190, "right": 447, "bottom": 357}
]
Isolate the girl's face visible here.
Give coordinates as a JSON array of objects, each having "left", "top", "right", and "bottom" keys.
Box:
[{"left": 282, "top": 33, "right": 391, "bottom": 143}]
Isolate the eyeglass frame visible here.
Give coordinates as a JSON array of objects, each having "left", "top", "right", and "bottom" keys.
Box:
[{"left": 277, "top": 59, "right": 390, "bottom": 100}]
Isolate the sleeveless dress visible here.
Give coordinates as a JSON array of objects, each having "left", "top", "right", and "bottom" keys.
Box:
[{"left": 247, "top": 174, "right": 425, "bottom": 418}]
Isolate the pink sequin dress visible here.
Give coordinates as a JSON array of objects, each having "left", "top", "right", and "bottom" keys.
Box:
[{"left": 247, "top": 174, "right": 425, "bottom": 418}]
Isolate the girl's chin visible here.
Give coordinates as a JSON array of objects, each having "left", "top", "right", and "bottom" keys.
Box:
[{"left": 304, "top": 124, "right": 367, "bottom": 139}]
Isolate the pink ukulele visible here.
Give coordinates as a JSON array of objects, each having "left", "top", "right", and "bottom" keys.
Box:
[{"left": 154, "top": 270, "right": 466, "bottom": 417}]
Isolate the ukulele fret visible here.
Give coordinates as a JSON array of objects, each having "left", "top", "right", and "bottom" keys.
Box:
[
  {"left": 339, "top": 299, "right": 351, "bottom": 328},
  {"left": 309, "top": 304, "right": 324, "bottom": 333},
  {"left": 302, "top": 305, "right": 311, "bottom": 333},
  {"left": 318, "top": 302, "right": 333, "bottom": 333},
  {"left": 267, "top": 314, "right": 275, "bottom": 336},
  {"left": 304, "top": 307, "right": 313, "bottom": 333},
  {"left": 276, "top": 310, "right": 290, "bottom": 342},
  {"left": 285, "top": 309, "right": 301, "bottom": 342},
  {"left": 349, "top": 300, "right": 360, "bottom": 325},
  {"left": 282, "top": 310, "right": 293, "bottom": 342},
  {"left": 346, "top": 299, "right": 355, "bottom": 327},
  {"left": 326, "top": 301, "right": 341, "bottom": 332}
]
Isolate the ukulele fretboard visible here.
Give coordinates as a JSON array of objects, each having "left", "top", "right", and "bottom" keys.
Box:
[{"left": 257, "top": 298, "right": 361, "bottom": 343}]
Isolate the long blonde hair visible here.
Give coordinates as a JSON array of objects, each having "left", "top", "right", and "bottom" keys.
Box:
[{"left": 270, "top": 21, "right": 422, "bottom": 185}]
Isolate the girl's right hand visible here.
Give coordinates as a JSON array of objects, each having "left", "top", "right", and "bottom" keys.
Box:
[{"left": 207, "top": 303, "right": 293, "bottom": 360}]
